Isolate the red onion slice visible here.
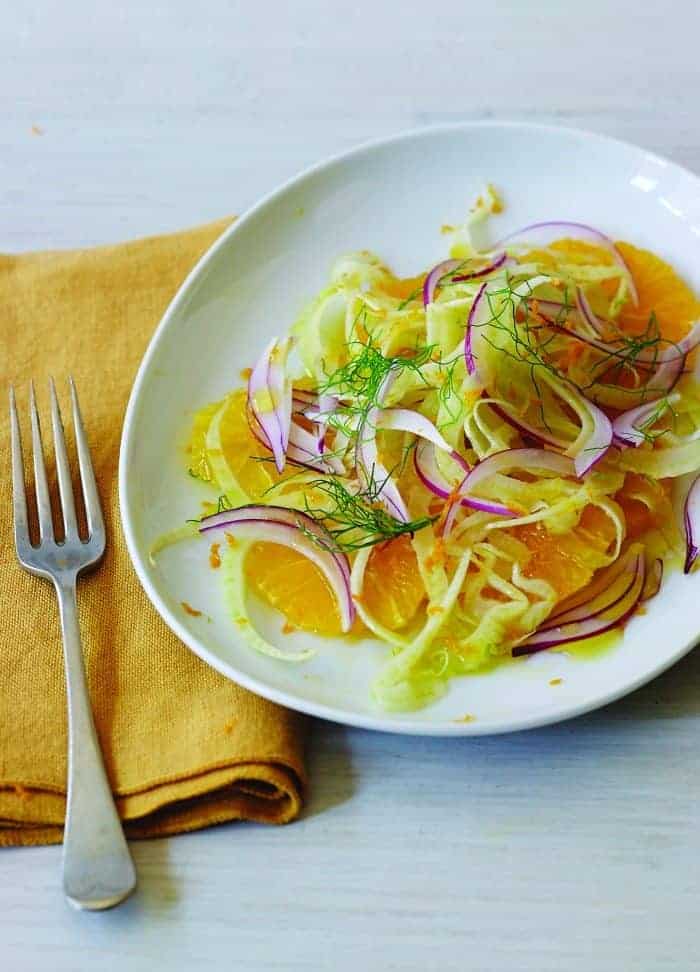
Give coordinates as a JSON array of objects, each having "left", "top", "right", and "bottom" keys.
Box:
[
  {"left": 247, "top": 337, "right": 293, "bottom": 473},
  {"left": 575, "top": 286, "right": 607, "bottom": 337},
  {"left": 549, "top": 319, "right": 700, "bottom": 373},
  {"left": 376, "top": 407, "right": 453, "bottom": 454},
  {"left": 612, "top": 396, "right": 677, "bottom": 448},
  {"left": 462, "top": 447, "right": 575, "bottom": 496},
  {"left": 423, "top": 259, "right": 462, "bottom": 306},
  {"left": 492, "top": 220, "right": 639, "bottom": 306},
  {"left": 464, "top": 281, "right": 488, "bottom": 377},
  {"left": 538, "top": 546, "right": 641, "bottom": 630},
  {"left": 489, "top": 402, "right": 569, "bottom": 450},
  {"left": 443, "top": 448, "right": 565, "bottom": 535},
  {"left": 465, "top": 275, "right": 551, "bottom": 383},
  {"left": 452, "top": 251, "right": 509, "bottom": 282},
  {"left": 200, "top": 505, "right": 354, "bottom": 630},
  {"left": 684, "top": 473, "right": 700, "bottom": 573},
  {"left": 413, "top": 442, "right": 469, "bottom": 500},
  {"left": 526, "top": 296, "right": 580, "bottom": 321},
  {"left": 355, "top": 370, "right": 409, "bottom": 521},
  {"left": 285, "top": 422, "right": 344, "bottom": 474},
  {"left": 546, "top": 546, "right": 633, "bottom": 623},
  {"left": 514, "top": 550, "right": 645, "bottom": 655},
  {"left": 573, "top": 397, "right": 613, "bottom": 477}
]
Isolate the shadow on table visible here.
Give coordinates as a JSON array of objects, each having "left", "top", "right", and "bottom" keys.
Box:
[
  {"left": 299, "top": 646, "right": 700, "bottom": 820},
  {"left": 303, "top": 720, "right": 357, "bottom": 818},
  {"left": 586, "top": 644, "right": 700, "bottom": 722}
]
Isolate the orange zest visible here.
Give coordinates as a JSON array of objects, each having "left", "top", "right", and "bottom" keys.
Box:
[
  {"left": 209, "top": 543, "right": 222, "bottom": 569},
  {"left": 181, "top": 601, "right": 202, "bottom": 618}
]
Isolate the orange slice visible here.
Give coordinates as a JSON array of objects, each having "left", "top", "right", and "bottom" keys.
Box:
[
  {"left": 188, "top": 389, "right": 285, "bottom": 500},
  {"left": 616, "top": 242, "right": 700, "bottom": 342},
  {"left": 246, "top": 534, "right": 425, "bottom": 636},
  {"left": 380, "top": 273, "right": 425, "bottom": 301},
  {"left": 361, "top": 535, "right": 426, "bottom": 630},
  {"left": 514, "top": 505, "right": 617, "bottom": 601},
  {"left": 244, "top": 542, "right": 342, "bottom": 636},
  {"left": 614, "top": 473, "right": 671, "bottom": 540}
]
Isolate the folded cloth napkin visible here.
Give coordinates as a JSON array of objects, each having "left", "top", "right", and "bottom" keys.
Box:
[{"left": 0, "top": 220, "right": 306, "bottom": 846}]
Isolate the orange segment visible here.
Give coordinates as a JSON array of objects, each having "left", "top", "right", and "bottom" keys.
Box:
[
  {"left": 217, "top": 390, "right": 284, "bottom": 498},
  {"left": 188, "top": 389, "right": 286, "bottom": 500},
  {"left": 361, "top": 535, "right": 426, "bottom": 630},
  {"left": 514, "top": 505, "right": 617, "bottom": 601},
  {"left": 245, "top": 542, "right": 342, "bottom": 636},
  {"left": 380, "top": 273, "right": 425, "bottom": 301},
  {"left": 616, "top": 242, "right": 700, "bottom": 342},
  {"left": 614, "top": 473, "right": 670, "bottom": 540}
]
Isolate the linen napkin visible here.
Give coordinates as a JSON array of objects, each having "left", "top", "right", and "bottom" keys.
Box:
[{"left": 0, "top": 219, "right": 306, "bottom": 846}]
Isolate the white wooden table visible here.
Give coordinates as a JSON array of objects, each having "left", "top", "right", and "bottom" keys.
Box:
[{"left": 3, "top": 3, "right": 700, "bottom": 969}]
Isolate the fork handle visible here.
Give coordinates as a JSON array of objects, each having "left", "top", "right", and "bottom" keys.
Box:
[{"left": 55, "top": 577, "right": 136, "bottom": 910}]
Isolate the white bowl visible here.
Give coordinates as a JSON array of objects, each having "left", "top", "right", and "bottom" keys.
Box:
[{"left": 120, "top": 122, "right": 700, "bottom": 735}]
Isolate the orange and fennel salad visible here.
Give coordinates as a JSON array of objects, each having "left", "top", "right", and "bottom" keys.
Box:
[{"left": 167, "top": 196, "right": 700, "bottom": 711}]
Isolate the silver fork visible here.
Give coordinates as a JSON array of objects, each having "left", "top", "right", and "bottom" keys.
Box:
[{"left": 10, "top": 378, "right": 136, "bottom": 911}]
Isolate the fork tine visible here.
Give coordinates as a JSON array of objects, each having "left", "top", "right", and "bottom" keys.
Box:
[
  {"left": 49, "top": 377, "right": 78, "bottom": 539},
  {"left": 9, "top": 386, "right": 30, "bottom": 551},
  {"left": 29, "top": 380, "right": 54, "bottom": 543},
  {"left": 69, "top": 376, "right": 104, "bottom": 544}
]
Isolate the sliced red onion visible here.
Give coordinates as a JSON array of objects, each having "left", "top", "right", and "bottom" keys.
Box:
[
  {"left": 612, "top": 396, "right": 676, "bottom": 448},
  {"left": 462, "top": 447, "right": 575, "bottom": 496},
  {"left": 573, "top": 396, "right": 613, "bottom": 477},
  {"left": 550, "top": 319, "right": 700, "bottom": 374},
  {"left": 489, "top": 402, "right": 569, "bottom": 450},
  {"left": 464, "top": 281, "right": 488, "bottom": 377},
  {"left": 547, "top": 547, "right": 634, "bottom": 623},
  {"left": 684, "top": 473, "right": 700, "bottom": 573},
  {"left": 465, "top": 276, "right": 551, "bottom": 383},
  {"left": 443, "top": 448, "right": 564, "bottom": 536},
  {"left": 200, "top": 505, "right": 354, "bottom": 631},
  {"left": 376, "top": 407, "right": 453, "bottom": 453},
  {"left": 575, "top": 287, "right": 607, "bottom": 337},
  {"left": 356, "top": 369, "right": 409, "bottom": 521},
  {"left": 423, "top": 259, "right": 462, "bottom": 307},
  {"left": 441, "top": 483, "right": 514, "bottom": 538},
  {"left": 247, "top": 337, "right": 293, "bottom": 473},
  {"left": 538, "top": 546, "right": 640, "bottom": 630},
  {"left": 452, "top": 251, "right": 508, "bottom": 282},
  {"left": 286, "top": 420, "right": 345, "bottom": 474},
  {"left": 492, "top": 221, "right": 638, "bottom": 306},
  {"left": 641, "top": 558, "right": 663, "bottom": 601},
  {"left": 513, "top": 550, "right": 645, "bottom": 655},
  {"left": 246, "top": 399, "right": 272, "bottom": 452},
  {"left": 526, "top": 296, "right": 580, "bottom": 322},
  {"left": 413, "top": 442, "right": 469, "bottom": 500}
]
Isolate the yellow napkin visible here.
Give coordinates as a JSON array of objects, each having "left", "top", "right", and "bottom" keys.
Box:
[{"left": 0, "top": 220, "right": 307, "bottom": 846}]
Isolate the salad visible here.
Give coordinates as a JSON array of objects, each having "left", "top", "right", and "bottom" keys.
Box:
[{"left": 166, "top": 191, "right": 700, "bottom": 711}]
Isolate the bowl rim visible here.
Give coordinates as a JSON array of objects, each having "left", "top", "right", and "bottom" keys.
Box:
[{"left": 119, "top": 120, "right": 700, "bottom": 736}]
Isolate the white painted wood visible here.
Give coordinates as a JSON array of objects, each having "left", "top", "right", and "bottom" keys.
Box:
[{"left": 2, "top": 1, "right": 700, "bottom": 968}]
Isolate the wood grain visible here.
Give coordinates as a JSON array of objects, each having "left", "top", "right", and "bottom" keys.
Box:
[{"left": 2, "top": 1, "right": 700, "bottom": 968}]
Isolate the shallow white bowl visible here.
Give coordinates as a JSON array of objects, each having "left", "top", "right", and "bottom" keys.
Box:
[{"left": 120, "top": 122, "right": 700, "bottom": 735}]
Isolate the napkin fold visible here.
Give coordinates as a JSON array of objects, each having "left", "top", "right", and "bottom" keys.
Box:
[{"left": 0, "top": 220, "right": 306, "bottom": 846}]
